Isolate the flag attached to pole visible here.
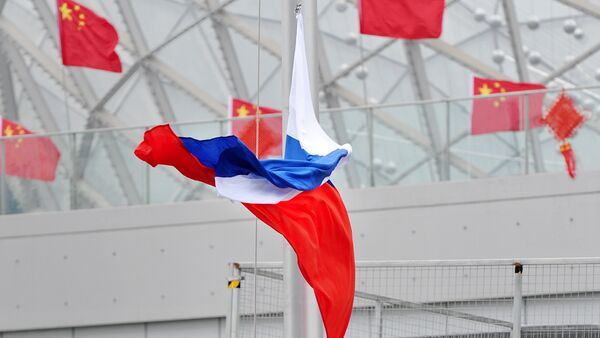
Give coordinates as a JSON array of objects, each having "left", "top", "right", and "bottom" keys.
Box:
[
  {"left": 57, "top": 0, "right": 122, "bottom": 73},
  {"left": 1, "top": 118, "right": 61, "bottom": 181},
  {"left": 135, "top": 14, "right": 355, "bottom": 338},
  {"left": 230, "top": 98, "right": 282, "bottom": 159},
  {"left": 471, "top": 77, "right": 546, "bottom": 135},
  {"left": 359, "top": 0, "right": 445, "bottom": 39}
]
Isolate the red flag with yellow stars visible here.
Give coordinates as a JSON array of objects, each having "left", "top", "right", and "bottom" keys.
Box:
[
  {"left": 57, "top": 0, "right": 122, "bottom": 73},
  {"left": 230, "top": 98, "right": 282, "bottom": 159},
  {"left": 1, "top": 118, "right": 61, "bottom": 182},
  {"left": 471, "top": 77, "right": 546, "bottom": 135}
]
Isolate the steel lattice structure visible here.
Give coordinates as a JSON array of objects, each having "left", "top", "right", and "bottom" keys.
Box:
[{"left": 1, "top": 0, "right": 600, "bottom": 212}]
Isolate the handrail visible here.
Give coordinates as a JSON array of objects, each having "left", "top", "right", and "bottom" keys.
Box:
[
  {"left": 1, "top": 84, "right": 598, "bottom": 140},
  {"left": 236, "top": 257, "right": 600, "bottom": 269}
]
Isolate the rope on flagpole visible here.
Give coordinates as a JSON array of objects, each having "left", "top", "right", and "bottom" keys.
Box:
[{"left": 254, "top": 0, "right": 263, "bottom": 337}]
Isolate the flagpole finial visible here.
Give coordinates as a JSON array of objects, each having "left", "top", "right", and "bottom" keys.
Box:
[{"left": 295, "top": 2, "right": 302, "bottom": 15}]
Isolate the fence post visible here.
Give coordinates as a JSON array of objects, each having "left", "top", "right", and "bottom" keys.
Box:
[
  {"left": 226, "top": 263, "right": 241, "bottom": 338},
  {"left": 374, "top": 300, "right": 383, "bottom": 338},
  {"left": 512, "top": 262, "right": 523, "bottom": 338}
]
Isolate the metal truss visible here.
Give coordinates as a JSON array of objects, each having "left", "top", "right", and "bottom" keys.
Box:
[
  {"left": 404, "top": 41, "right": 447, "bottom": 181},
  {"left": 204, "top": 0, "right": 249, "bottom": 99},
  {"left": 502, "top": 0, "right": 544, "bottom": 173},
  {"left": 116, "top": 0, "right": 177, "bottom": 123},
  {"left": 31, "top": 0, "right": 142, "bottom": 206},
  {"left": 216, "top": 12, "right": 488, "bottom": 179},
  {"left": 1, "top": 0, "right": 600, "bottom": 212}
]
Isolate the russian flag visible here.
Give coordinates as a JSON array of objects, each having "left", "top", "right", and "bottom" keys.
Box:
[{"left": 135, "top": 14, "right": 354, "bottom": 338}]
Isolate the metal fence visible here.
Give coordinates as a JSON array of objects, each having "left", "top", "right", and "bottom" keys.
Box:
[{"left": 227, "top": 258, "right": 600, "bottom": 338}]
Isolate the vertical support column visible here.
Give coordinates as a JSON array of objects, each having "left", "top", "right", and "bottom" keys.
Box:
[
  {"left": 445, "top": 101, "right": 451, "bottom": 180},
  {"left": 0, "top": 139, "right": 5, "bottom": 215},
  {"left": 0, "top": 43, "right": 18, "bottom": 121},
  {"left": 404, "top": 40, "right": 448, "bottom": 181},
  {"left": 282, "top": 2, "right": 308, "bottom": 338},
  {"left": 206, "top": 0, "right": 250, "bottom": 100},
  {"left": 502, "top": 0, "right": 544, "bottom": 172},
  {"left": 226, "top": 263, "right": 241, "bottom": 338},
  {"left": 368, "top": 107, "right": 375, "bottom": 187},
  {"left": 70, "top": 133, "right": 78, "bottom": 210},
  {"left": 301, "top": 1, "right": 325, "bottom": 337},
  {"left": 374, "top": 300, "right": 383, "bottom": 338},
  {"left": 512, "top": 262, "right": 523, "bottom": 338}
]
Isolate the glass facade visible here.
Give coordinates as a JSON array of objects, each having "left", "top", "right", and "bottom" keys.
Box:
[{"left": 1, "top": 0, "right": 600, "bottom": 214}]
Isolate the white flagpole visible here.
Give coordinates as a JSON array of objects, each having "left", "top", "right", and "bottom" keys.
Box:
[{"left": 282, "top": 2, "right": 308, "bottom": 338}]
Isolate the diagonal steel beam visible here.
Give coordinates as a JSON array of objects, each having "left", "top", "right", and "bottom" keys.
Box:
[
  {"left": 323, "top": 39, "right": 396, "bottom": 88},
  {"left": 151, "top": 59, "right": 227, "bottom": 116},
  {"left": 0, "top": 32, "right": 51, "bottom": 212},
  {"left": 204, "top": 0, "right": 250, "bottom": 99},
  {"left": 116, "top": 0, "right": 177, "bottom": 123},
  {"left": 10, "top": 4, "right": 223, "bottom": 204},
  {"left": 4, "top": 46, "right": 62, "bottom": 135},
  {"left": 502, "top": 0, "right": 544, "bottom": 173},
  {"left": 317, "top": 29, "right": 362, "bottom": 188},
  {"left": 404, "top": 40, "right": 447, "bottom": 181},
  {"left": 221, "top": 13, "right": 487, "bottom": 179},
  {"left": 0, "top": 0, "right": 15, "bottom": 118},
  {"left": 2, "top": 44, "right": 65, "bottom": 210},
  {"left": 0, "top": 41, "right": 17, "bottom": 120},
  {"left": 422, "top": 39, "right": 509, "bottom": 80},
  {"left": 542, "top": 39, "right": 600, "bottom": 84},
  {"left": 82, "top": 0, "right": 235, "bottom": 121},
  {"left": 556, "top": 0, "right": 600, "bottom": 18},
  {"left": 215, "top": 11, "right": 280, "bottom": 57},
  {"left": 31, "top": 0, "right": 142, "bottom": 205},
  {"left": 332, "top": 84, "right": 486, "bottom": 178}
]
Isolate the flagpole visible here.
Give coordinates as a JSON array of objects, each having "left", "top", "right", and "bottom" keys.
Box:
[
  {"left": 282, "top": 2, "right": 309, "bottom": 338},
  {"left": 303, "top": 0, "right": 326, "bottom": 337}
]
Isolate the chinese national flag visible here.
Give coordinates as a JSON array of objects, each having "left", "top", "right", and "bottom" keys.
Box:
[
  {"left": 359, "top": 0, "right": 445, "bottom": 39},
  {"left": 231, "top": 98, "right": 282, "bottom": 159},
  {"left": 57, "top": 0, "right": 122, "bottom": 73},
  {"left": 1, "top": 118, "right": 61, "bottom": 182},
  {"left": 471, "top": 77, "right": 546, "bottom": 135}
]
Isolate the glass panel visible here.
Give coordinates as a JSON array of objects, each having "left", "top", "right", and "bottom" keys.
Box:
[
  {"left": 449, "top": 94, "right": 528, "bottom": 181},
  {"left": 0, "top": 134, "right": 71, "bottom": 214},
  {"left": 321, "top": 109, "right": 369, "bottom": 189}
]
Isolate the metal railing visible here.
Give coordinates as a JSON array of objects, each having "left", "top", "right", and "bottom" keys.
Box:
[
  {"left": 1, "top": 86, "right": 599, "bottom": 215},
  {"left": 229, "top": 258, "right": 600, "bottom": 338}
]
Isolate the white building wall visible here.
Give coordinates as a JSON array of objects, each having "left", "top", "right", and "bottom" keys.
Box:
[{"left": 1, "top": 171, "right": 599, "bottom": 333}]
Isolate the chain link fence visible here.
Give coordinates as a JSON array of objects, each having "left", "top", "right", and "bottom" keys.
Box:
[{"left": 226, "top": 259, "right": 600, "bottom": 338}]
